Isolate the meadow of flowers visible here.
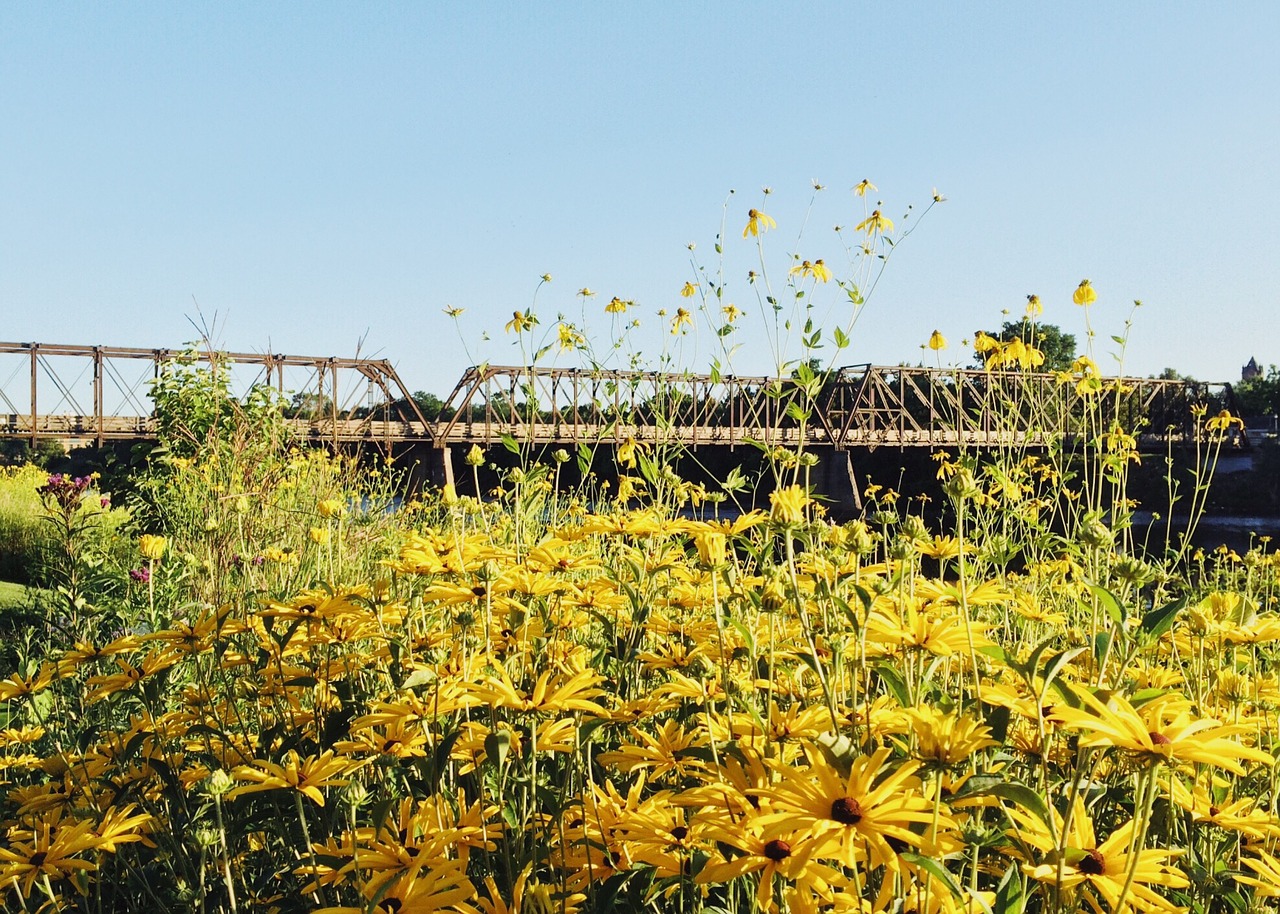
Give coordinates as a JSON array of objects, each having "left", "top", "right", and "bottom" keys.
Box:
[{"left": 2, "top": 190, "right": 1277, "bottom": 914}]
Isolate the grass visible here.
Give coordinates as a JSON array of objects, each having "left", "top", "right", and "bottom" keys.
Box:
[{"left": 0, "top": 580, "right": 28, "bottom": 610}]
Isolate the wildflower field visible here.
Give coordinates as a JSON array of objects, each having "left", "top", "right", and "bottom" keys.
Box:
[{"left": 3, "top": 192, "right": 1278, "bottom": 914}]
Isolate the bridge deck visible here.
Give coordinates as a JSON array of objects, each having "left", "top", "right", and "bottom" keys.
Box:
[{"left": 0, "top": 342, "right": 1234, "bottom": 452}]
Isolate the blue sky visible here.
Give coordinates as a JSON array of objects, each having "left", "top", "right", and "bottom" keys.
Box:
[{"left": 2, "top": 3, "right": 1277, "bottom": 395}]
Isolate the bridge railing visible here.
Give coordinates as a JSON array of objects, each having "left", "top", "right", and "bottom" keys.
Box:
[
  {"left": 0, "top": 343, "right": 433, "bottom": 447},
  {"left": 1, "top": 343, "right": 1235, "bottom": 452},
  {"left": 823, "top": 366, "right": 1231, "bottom": 448},
  {"left": 433, "top": 365, "right": 831, "bottom": 448}
]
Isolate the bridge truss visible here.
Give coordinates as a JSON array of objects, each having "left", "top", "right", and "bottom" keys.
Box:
[{"left": 0, "top": 342, "right": 1234, "bottom": 454}]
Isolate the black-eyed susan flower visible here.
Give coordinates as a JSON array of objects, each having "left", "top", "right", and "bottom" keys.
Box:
[
  {"left": 1073, "top": 279, "right": 1097, "bottom": 305},
  {"left": 0, "top": 819, "right": 101, "bottom": 897},
  {"left": 229, "top": 749, "right": 361, "bottom": 807},
  {"left": 1053, "top": 688, "right": 1274, "bottom": 774},
  {"left": 757, "top": 746, "right": 953, "bottom": 869}
]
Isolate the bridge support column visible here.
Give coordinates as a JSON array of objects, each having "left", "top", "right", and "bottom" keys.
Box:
[
  {"left": 427, "top": 445, "right": 456, "bottom": 491},
  {"left": 812, "top": 447, "right": 862, "bottom": 519}
]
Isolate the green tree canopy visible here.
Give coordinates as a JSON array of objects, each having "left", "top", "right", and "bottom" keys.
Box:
[{"left": 1233, "top": 364, "right": 1280, "bottom": 416}]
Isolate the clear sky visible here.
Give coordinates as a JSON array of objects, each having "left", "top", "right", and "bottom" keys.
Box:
[{"left": 2, "top": 2, "right": 1277, "bottom": 396}]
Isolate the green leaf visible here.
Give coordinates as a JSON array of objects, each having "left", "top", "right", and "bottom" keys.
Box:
[
  {"left": 1092, "top": 630, "right": 1112, "bottom": 666},
  {"left": 874, "top": 663, "right": 911, "bottom": 707},
  {"left": 833, "top": 327, "right": 850, "bottom": 349},
  {"left": 900, "top": 853, "right": 966, "bottom": 902},
  {"left": 785, "top": 402, "right": 809, "bottom": 422},
  {"left": 993, "top": 863, "right": 1025, "bottom": 914},
  {"left": 981, "top": 782, "right": 1055, "bottom": 832},
  {"left": 401, "top": 667, "right": 437, "bottom": 691},
  {"left": 484, "top": 729, "right": 512, "bottom": 771},
  {"left": 1140, "top": 596, "right": 1186, "bottom": 642},
  {"left": 1039, "top": 647, "right": 1086, "bottom": 701},
  {"left": 722, "top": 466, "right": 747, "bottom": 493},
  {"left": 1089, "top": 584, "right": 1125, "bottom": 626},
  {"left": 501, "top": 434, "right": 521, "bottom": 455},
  {"left": 813, "top": 730, "right": 857, "bottom": 777}
]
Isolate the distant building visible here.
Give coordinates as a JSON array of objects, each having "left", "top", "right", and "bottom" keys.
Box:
[{"left": 1243, "top": 356, "right": 1262, "bottom": 381}]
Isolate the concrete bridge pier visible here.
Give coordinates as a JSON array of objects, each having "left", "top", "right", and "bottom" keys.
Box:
[
  {"left": 425, "top": 445, "right": 456, "bottom": 491},
  {"left": 812, "top": 446, "right": 862, "bottom": 519}
]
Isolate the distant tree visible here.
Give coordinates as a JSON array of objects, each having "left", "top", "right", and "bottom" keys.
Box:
[
  {"left": 975, "top": 320, "right": 1077, "bottom": 372},
  {"left": 287, "top": 392, "right": 335, "bottom": 419},
  {"left": 1233, "top": 365, "right": 1280, "bottom": 417},
  {"left": 0, "top": 438, "right": 65, "bottom": 468},
  {"left": 1155, "top": 367, "right": 1195, "bottom": 382},
  {"left": 411, "top": 391, "right": 445, "bottom": 416}
]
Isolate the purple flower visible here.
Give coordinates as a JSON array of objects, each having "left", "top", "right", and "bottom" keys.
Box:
[{"left": 130, "top": 567, "right": 151, "bottom": 583}]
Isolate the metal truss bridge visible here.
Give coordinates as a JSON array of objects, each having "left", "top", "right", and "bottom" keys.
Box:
[{"left": 0, "top": 342, "right": 1232, "bottom": 455}]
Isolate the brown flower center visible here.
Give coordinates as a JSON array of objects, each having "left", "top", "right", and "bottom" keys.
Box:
[
  {"left": 763, "top": 839, "right": 792, "bottom": 861},
  {"left": 1148, "top": 731, "right": 1172, "bottom": 746},
  {"left": 670, "top": 825, "right": 689, "bottom": 842},
  {"left": 1079, "top": 849, "right": 1106, "bottom": 875},
  {"left": 29, "top": 851, "right": 46, "bottom": 867},
  {"left": 830, "top": 796, "right": 864, "bottom": 825}
]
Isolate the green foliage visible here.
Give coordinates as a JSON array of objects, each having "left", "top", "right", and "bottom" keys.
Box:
[
  {"left": 1232, "top": 364, "right": 1280, "bottom": 416},
  {"left": 0, "top": 438, "right": 66, "bottom": 469},
  {"left": 147, "top": 347, "right": 292, "bottom": 461}
]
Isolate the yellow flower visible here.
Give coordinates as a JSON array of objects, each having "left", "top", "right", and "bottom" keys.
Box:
[
  {"left": 694, "top": 531, "right": 727, "bottom": 566},
  {"left": 1025, "top": 293, "right": 1042, "bottom": 317},
  {"left": 317, "top": 498, "right": 345, "bottom": 518},
  {"left": 139, "top": 534, "right": 167, "bottom": 561},
  {"left": 927, "top": 330, "right": 947, "bottom": 351},
  {"left": 0, "top": 819, "right": 101, "bottom": 897},
  {"left": 308, "top": 526, "right": 330, "bottom": 545},
  {"left": 442, "top": 305, "right": 465, "bottom": 318},
  {"left": 721, "top": 304, "right": 743, "bottom": 323},
  {"left": 680, "top": 281, "right": 698, "bottom": 297},
  {"left": 854, "top": 178, "right": 877, "bottom": 197},
  {"left": 1053, "top": 688, "right": 1274, "bottom": 774},
  {"left": 743, "top": 208, "right": 776, "bottom": 238},
  {"left": 617, "top": 436, "right": 639, "bottom": 468},
  {"left": 229, "top": 750, "right": 360, "bottom": 807},
  {"left": 671, "top": 307, "right": 694, "bottom": 334},
  {"left": 504, "top": 310, "right": 538, "bottom": 334},
  {"left": 769, "top": 485, "right": 809, "bottom": 524},
  {"left": 605, "top": 296, "right": 631, "bottom": 313},
  {"left": 973, "top": 331, "right": 1000, "bottom": 355},
  {"left": 1073, "top": 278, "right": 1097, "bottom": 305},
  {"left": 902, "top": 706, "right": 998, "bottom": 767},
  {"left": 855, "top": 209, "right": 894, "bottom": 234},
  {"left": 757, "top": 746, "right": 952, "bottom": 869},
  {"left": 557, "top": 322, "right": 583, "bottom": 351},
  {"left": 788, "top": 260, "right": 833, "bottom": 283},
  {"left": 578, "top": 287, "right": 596, "bottom": 297},
  {"left": 1207, "top": 409, "right": 1244, "bottom": 433}
]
